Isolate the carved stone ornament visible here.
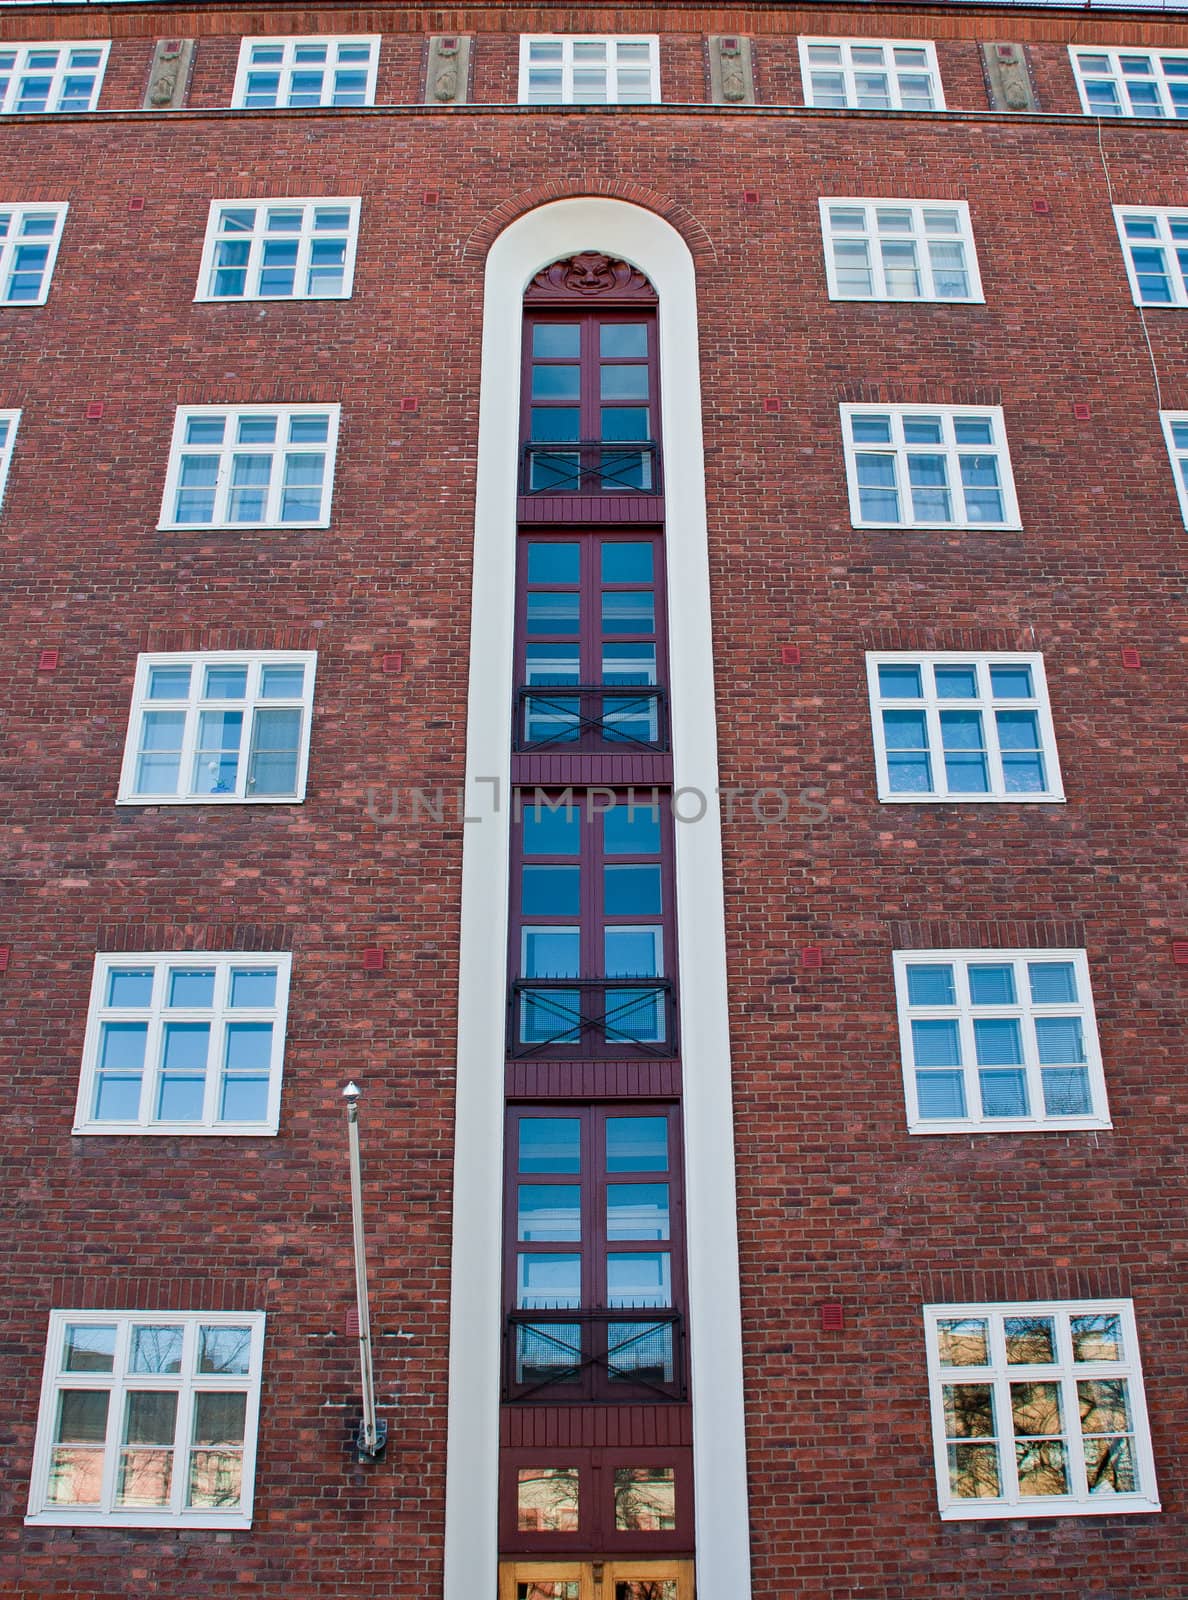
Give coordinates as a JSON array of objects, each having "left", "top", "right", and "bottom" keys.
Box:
[
  {"left": 709, "top": 35, "right": 755, "bottom": 106},
  {"left": 425, "top": 35, "right": 471, "bottom": 105},
  {"left": 142, "top": 38, "right": 195, "bottom": 110},
  {"left": 524, "top": 252, "right": 658, "bottom": 304}
]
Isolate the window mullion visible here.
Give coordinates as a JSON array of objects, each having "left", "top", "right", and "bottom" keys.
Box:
[
  {"left": 99, "top": 1321, "right": 131, "bottom": 1514},
  {"left": 956, "top": 1002, "right": 980, "bottom": 1125},
  {"left": 213, "top": 441, "right": 233, "bottom": 525},
  {"left": 248, "top": 230, "right": 266, "bottom": 298},
  {"left": 922, "top": 699, "right": 945, "bottom": 797},
  {"left": 264, "top": 439, "right": 284, "bottom": 526}
]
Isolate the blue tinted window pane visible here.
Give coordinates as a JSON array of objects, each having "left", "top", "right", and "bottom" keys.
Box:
[
  {"left": 973, "top": 1018, "right": 1023, "bottom": 1066},
  {"left": 996, "top": 710, "right": 1041, "bottom": 749},
  {"left": 878, "top": 665, "right": 922, "bottom": 698},
  {"left": 168, "top": 969, "right": 215, "bottom": 1008},
  {"left": 527, "top": 542, "right": 580, "bottom": 584},
  {"left": 532, "top": 365, "right": 580, "bottom": 399},
  {"left": 521, "top": 865, "right": 580, "bottom": 916},
  {"left": 157, "top": 1075, "right": 205, "bottom": 1122},
  {"left": 911, "top": 1019, "right": 961, "bottom": 1066},
  {"left": 607, "top": 1183, "right": 670, "bottom": 1240},
  {"left": 600, "top": 323, "right": 648, "bottom": 357},
  {"left": 967, "top": 964, "right": 1016, "bottom": 1005},
  {"left": 990, "top": 666, "right": 1033, "bottom": 699},
  {"left": 1029, "top": 962, "right": 1077, "bottom": 1004},
  {"left": 979, "top": 1070, "right": 1029, "bottom": 1117},
  {"left": 1001, "top": 752, "right": 1047, "bottom": 793},
  {"left": 1035, "top": 1017, "right": 1086, "bottom": 1064},
  {"left": 604, "top": 864, "right": 662, "bottom": 915},
  {"left": 224, "top": 1022, "right": 273, "bottom": 1071},
  {"left": 883, "top": 710, "right": 928, "bottom": 748},
  {"left": 607, "top": 1251, "right": 671, "bottom": 1308},
  {"left": 1042, "top": 1068, "right": 1092, "bottom": 1116},
  {"left": 906, "top": 964, "right": 955, "bottom": 1006},
  {"left": 602, "top": 592, "right": 655, "bottom": 634},
  {"left": 530, "top": 407, "right": 581, "bottom": 442},
  {"left": 916, "top": 1071, "right": 967, "bottom": 1118},
  {"left": 532, "top": 324, "right": 580, "bottom": 358},
  {"left": 107, "top": 969, "right": 153, "bottom": 1007},
  {"left": 527, "top": 593, "right": 580, "bottom": 635},
  {"left": 94, "top": 1076, "right": 142, "bottom": 1121},
  {"left": 522, "top": 802, "right": 580, "bottom": 855},
  {"left": 518, "top": 1254, "right": 581, "bottom": 1309},
  {"left": 606, "top": 1116, "right": 668, "bottom": 1172},
  {"left": 604, "top": 805, "right": 660, "bottom": 855},
  {"left": 99, "top": 1022, "right": 147, "bottom": 1072},
  {"left": 147, "top": 666, "right": 191, "bottom": 699},
  {"left": 518, "top": 1185, "right": 581, "bottom": 1241},
  {"left": 519, "top": 1117, "right": 581, "bottom": 1174},
  {"left": 601, "top": 542, "right": 654, "bottom": 583},
  {"left": 220, "top": 1077, "right": 269, "bottom": 1121},
  {"left": 934, "top": 666, "right": 978, "bottom": 698},
  {"left": 162, "top": 1022, "right": 210, "bottom": 1071}
]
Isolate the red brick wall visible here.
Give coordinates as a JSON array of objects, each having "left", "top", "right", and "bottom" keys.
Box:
[{"left": 0, "top": 3, "right": 1185, "bottom": 1597}]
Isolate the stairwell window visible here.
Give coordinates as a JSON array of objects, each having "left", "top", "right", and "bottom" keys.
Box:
[
  {"left": 1115, "top": 207, "right": 1188, "bottom": 306},
  {"left": 74, "top": 952, "right": 291, "bottom": 1135},
  {"left": 519, "top": 37, "right": 660, "bottom": 105},
  {"left": 232, "top": 37, "right": 379, "bottom": 108},
  {"left": 820, "top": 200, "right": 982, "bottom": 303},
  {"left": 866, "top": 652, "right": 1064, "bottom": 802},
  {"left": 800, "top": 38, "right": 944, "bottom": 111},
  {"left": 26, "top": 1311, "right": 265, "bottom": 1529},
  {"left": 893, "top": 950, "right": 1109, "bottom": 1132},
  {"left": 117, "top": 651, "right": 316, "bottom": 805},
  {"left": 159, "top": 405, "right": 340, "bottom": 529},
  {"left": 0, "top": 204, "right": 68, "bottom": 306},
  {"left": 0, "top": 409, "right": 19, "bottom": 505},
  {"left": 196, "top": 199, "right": 360, "bottom": 302},
  {"left": 1160, "top": 411, "right": 1188, "bottom": 523},
  {"left": 841, "top": 405, "right": 1019, "bottom": 529},
  {"left": 924, "top": 1302, "right": 1159, "bottom": 1520}
]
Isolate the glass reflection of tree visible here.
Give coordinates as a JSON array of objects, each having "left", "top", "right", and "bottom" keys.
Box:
[
  {"left": 517, "top": 1467, "right": 579, "bottom": 1532},
  {"left": 613, "top": 1466, "right": 676, "bottom": 1531}
]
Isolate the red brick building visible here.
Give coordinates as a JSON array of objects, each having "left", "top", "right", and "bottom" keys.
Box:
[{"left": 0, "top": 2, "right": 1185, "bottom": 1596}]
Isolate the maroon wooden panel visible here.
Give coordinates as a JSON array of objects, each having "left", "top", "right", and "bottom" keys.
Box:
[
  {"left": 518, "top": 494, "right": 665, "bottom": 524},
  {"left": 513, "top": 753, "right": 674, "bottom": 786},
  {"left": 502, "top": 1405, "right": 693, "bottom": 1450},
  {"left": 504, "top": 1060, "right": 681, "bottom": 1101}
]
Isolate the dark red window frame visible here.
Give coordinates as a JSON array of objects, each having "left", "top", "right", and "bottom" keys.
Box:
[{"left": 500, "top": 1446, "right": 694, "bottom": 1556}]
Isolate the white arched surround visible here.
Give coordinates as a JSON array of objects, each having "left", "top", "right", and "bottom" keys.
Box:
[{"left": 445, "top": 198, "right": 752, "bottom": 1599}]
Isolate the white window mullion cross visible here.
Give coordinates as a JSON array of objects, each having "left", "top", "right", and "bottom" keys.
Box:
[
  {"left": 232, "top": 37, "right": 380, "bottom": 109},
  {"left": 0, "top": 42, "right": 109, "bottom": 114},
  {"left": 161, "top": 405, "right": 339, "bottom": 530},
  {"left": 867, "top": 652, "right": 1063, "bottom": 802},
  {"left": 842, "top": 405, "right": 1018, "bottom": 529},
  {"left": 28, "top": 1312, "right": 265, "bottom": 1528},
  {"left": 820, "top": 198, "right": 982, "bottom": 303},
  {"left": 893, "top": 949, "right": 1108, "bottom": 1133},
  {"left": 0, "top": 204, "right": 69, "bottom": 307},
  {"left": 925, "top": 1303, "right": 1159, "bottom": 1520},
  {"left": 800, "top": 38, "right": 945, "bottom": 111},
  {"left": 1115, "top": 207, "right": 1188, "bottom": 307},
  {"left": 196, "top": 197, "right": 360, "bottom": 302},
  {"left": 519, "top": 36, "right": 660, "bottom": 105},
  {"left": 1072, "top": 47, "right": 1188, "bottom": 118}
]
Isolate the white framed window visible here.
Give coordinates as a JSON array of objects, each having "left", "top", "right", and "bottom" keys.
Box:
[
  {"left": 0, "top": 203, "right": 68, "bottom": 306},
  {"left": 232, "top": 36, "right": 380, "bottom": 109},
  {"left": 799, "top": 38, "right": 944, "bottom": 111},
  {"left": 841, "top": 404, "right": 1019, "bottom": 529},
  {"left": 1114, "top": 206, "right": 1188, "bottom": 306},
  {"left": 117, "top": 651, "right": 317, "bottom": 805},
  {"left": 0, "top": 42, "right": 108, "bottom": 114},
  {"left": 893, "top": 950, "right": 1109, "bottom": 1133},
  {"left": 1072, "top": 47, "right": 1188, "bottom": 118},
  {"left": 26, "top": 1310, "right": 265, "bottom": 1529},
  {"left": 924, "top": 1301, "right": 1159, "bottom": 1520},
  {"left": 866, "top": 652, "right": 1064, "bottom": 803},
  {"left": 519, "top": 36, "right": 660, "bottom": 105},
  {"left": 1159, "top": 410, "right": 1188, "bottom": 523},
  {"left": 0, "top": 408, "right": 19, "bottom": 505},
  {"left": 820, "top": 199, "right": 982, "bottom": 303},
  {"left": 195, "top": 197, "right": 361, "bottom": 302},
  {"left": 74, "top": 952, "right": 292, "bottom": 1136},
  {"left": 159, "top": 404, "right": 340, "bottom": 529}
]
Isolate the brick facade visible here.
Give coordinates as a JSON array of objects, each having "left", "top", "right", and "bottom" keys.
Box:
[{"left": 0, "top": 2, "right": 1184, "bottom": 1596}]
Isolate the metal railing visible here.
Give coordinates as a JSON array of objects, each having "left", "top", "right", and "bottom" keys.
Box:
[
  {"left": 520, "top": 440, "right": 662, "bottom": 496},
  {"left": 509, "top": 976, "right": 677, "bottom": 1057},
  {"left": 504, "top": 1308, "right": 686, "bottom": 1402},
  {"left": 513, "top": 683, "right": 670, "bottom": 752}
]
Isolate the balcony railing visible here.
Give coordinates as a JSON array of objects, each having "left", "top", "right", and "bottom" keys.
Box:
[
  {"left": 514, "top": 683, "right": 670, "bottom": 752},
  {"left": 509, "top": 976, "right": 677, "bottom": 1058},
  {"left": 520, "top": 440, "right": 662, "bottom": 496},
  {"left": 504, "top": 1309, "right": 686, "bottom": 1402}
]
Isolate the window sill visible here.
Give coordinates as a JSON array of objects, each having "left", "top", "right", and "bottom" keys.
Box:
[
  {"left": 25, "top": 1510, "right": 254, "bottom": 1530},
  {"left": 908, "top": 1116, "right": 1111, "bottom": 1136},
  {"left": 876, "top": 791, "right": 1066, "bottom": 804},
  {"left": 115, "top": 794, "right": 305, "bottom": 806},
  {"left": 193, "top": 293, "right": 353, "bottom": 305},
  {"left": 939, "top": 1495, "right": 1160, "bottom": 1521},
  {"left": 854, "top": 520, "right": 1023, "bottom": 532},
  {"left": 828, "top": 294, "right": 986, "bottom": 307},
  {"left": 72, "top": 1122, "right": 279, "bottom": 1137},
  {"left": 156, "top": 520, "right": 330, "bottom": 532}
]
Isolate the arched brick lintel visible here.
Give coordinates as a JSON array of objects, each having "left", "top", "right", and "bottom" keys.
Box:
[{"left": 460, "top": 181, "right": 717, "bottom": 267}]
